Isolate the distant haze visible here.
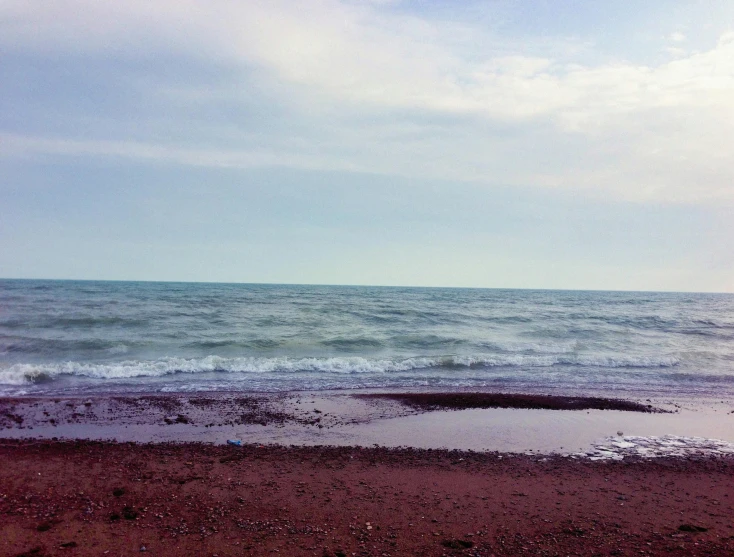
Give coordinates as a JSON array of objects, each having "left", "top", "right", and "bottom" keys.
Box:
[{"left": 1, "top": 1, "right": 733, "bottom": 292}]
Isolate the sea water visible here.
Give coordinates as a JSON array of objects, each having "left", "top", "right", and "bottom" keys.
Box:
[{"left": 1, "top": 279, "right": 733, "bottom": 398}]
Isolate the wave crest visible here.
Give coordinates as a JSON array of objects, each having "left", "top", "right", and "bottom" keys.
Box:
[{"left": 0, "top": 353, "right": 681, "bottom": 385}]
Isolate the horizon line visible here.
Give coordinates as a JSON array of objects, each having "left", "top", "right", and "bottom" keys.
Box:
[{"left": 0, "top": 276, "right": 731, "bottom": 296}]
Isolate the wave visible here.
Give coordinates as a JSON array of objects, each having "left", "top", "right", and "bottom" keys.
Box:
[
  {"left": 320, "top": 337, "right": 385, "bottom": 349},
  {"left": 479, "top": 340, "right": 578, "bottom": 354},
  {"left": 0, "top": 353, "right": 681, "bottom": 385},
  {"left": 0, "top": 337, "right": 139, "bottom": 355},
  {"left": 183, "top": 339, "right": 283, "bottom": 350},
  {"left": 0, "top": 316, "right": 150, "bottom": 329}
]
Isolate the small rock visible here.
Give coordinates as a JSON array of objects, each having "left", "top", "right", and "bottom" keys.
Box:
[
  {"left": 678, "top": 524, "right": 708, "bottom": 533},
  {"left": 442, "top": 539, "right": 474, "bottom": 549},
  {"left": 122, "top": 506, "right": 138, "bottom": 520}
]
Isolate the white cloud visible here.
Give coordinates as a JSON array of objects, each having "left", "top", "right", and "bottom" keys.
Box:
[
  {"left": 0, "top": 133, "right": 364, "bottom": 173},
  {"left": 1, "top": 1, "right": 734, "bottom": 203},
  {"left": 664, "top": 46, "right": 688, "bottom": 58}
]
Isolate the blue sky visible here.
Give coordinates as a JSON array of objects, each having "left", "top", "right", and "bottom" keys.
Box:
[{"left": 1, "top": 0, "right": 733, "bottom": 291}]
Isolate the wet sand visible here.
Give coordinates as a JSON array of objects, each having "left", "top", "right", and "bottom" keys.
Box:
[{"left": 1, "top": 391, "right": 732, "bottom": 453}]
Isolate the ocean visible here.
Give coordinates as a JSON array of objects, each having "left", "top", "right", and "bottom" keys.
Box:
[{"left": 1, "top": 279, "right": 733, "bottom": 399}]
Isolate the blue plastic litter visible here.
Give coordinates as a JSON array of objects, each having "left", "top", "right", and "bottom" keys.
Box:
[{"left": 227, "top": 439, "right": 242, "bottom": 446}]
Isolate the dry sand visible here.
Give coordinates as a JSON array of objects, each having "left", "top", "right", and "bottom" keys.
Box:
[{"left": 2, "top": 440, "right": 733, "bottom": 556}]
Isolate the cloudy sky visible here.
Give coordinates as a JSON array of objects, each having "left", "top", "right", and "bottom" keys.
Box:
[{"left": 1, "top": 0, "right": 733, "bottom": 291}]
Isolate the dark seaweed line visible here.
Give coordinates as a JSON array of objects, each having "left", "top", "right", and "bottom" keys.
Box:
[{"left": 358, "top": 392, "right": 667, "bottom": 413}]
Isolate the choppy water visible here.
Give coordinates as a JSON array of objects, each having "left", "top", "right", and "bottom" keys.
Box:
[{"left": 1, "top": 279, "right": 733, "bottom": 398}]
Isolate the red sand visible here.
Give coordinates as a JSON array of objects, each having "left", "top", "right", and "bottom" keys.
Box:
[{"left": 2, "top": 440, "right": 733, "bottom": 556}]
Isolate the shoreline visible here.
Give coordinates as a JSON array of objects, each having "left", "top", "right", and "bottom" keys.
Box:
[
  {"left": 2, "top": 390, "right": 733, "bottom": 456},
  {"left": 3, "top": 390, "right": 734, "bottom": 555}
]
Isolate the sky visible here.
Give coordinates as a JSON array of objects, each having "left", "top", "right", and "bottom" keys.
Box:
[{"left": 1, "top": 0, "right": 733, "bottom": 292}]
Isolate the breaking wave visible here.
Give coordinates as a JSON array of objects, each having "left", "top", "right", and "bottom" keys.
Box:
[{"left": 0, "top": 353, "right": 681, "bottom": 386}]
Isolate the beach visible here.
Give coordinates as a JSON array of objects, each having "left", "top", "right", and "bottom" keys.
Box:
[
  {"left": 2, "top": 437, "right": 734, "bottom": 557},
  {"left": 2, "top": 391, "right": 734, "bottom": 555}
]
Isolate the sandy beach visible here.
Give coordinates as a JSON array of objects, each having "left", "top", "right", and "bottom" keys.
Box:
[
  {"left": 2, "top": 439, "right": 733, "bottom": 556},
  {"left": 2, "top": 391, "right": 734, "bottom": 555}
]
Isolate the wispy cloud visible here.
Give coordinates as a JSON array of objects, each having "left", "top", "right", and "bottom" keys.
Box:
[{"left": 2, "top": 1, "right": 733, "bottom": 203}]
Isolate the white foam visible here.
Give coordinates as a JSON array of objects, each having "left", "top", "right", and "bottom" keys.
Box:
[
  {"left": 0, "top": 356, "right": 439, "bottom": 384},
  {"left": 575, "top": 435, "right": 734, "bottom": 460},
  {"left": 571, "top": 355, "right": 680, "bottom": 368},
  {"left": 0, "top": 352, "right": 681, "bottom": 385}
]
